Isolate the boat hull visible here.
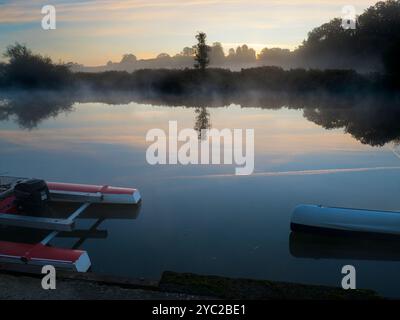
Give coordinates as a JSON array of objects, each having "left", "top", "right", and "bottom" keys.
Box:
[
  {"left": 291, "top": 204, "right": 400, "bottom": 237},
  {"left": 0, "top": 241, "right": 91, "bottom": 272},
  {"left": 48, "top": 182, "right": 141, "bottom": 204}
]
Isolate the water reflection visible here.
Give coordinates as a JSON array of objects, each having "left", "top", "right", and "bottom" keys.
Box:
[
  {"left": 0, "top": 202, "right": 141, "bottom": 248},
  {"left": 0, "top": 91, "right": 74, "bottom": 130},
  {"left": 2, "top": 90, "right": 400, "bottom": 297},
  {"left": 1, "top": 91, "right": 400, "bottom": 147},
  {"left": 194, "top": 107, "right": 211, "bottom": 139},
  {"left": 56, "top": 202, "right": 141, "bottom": 250},
  {"left": 289, "top": 232, "right": 400, "bottom": 261}
]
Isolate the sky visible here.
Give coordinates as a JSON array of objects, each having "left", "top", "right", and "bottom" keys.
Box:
[{"left": 0, "top": 0, "right": 377, "bottom": 66}]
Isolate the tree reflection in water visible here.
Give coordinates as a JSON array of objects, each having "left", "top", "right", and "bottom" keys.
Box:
[
  {"left": 194, "top": 107, "right": 211, "bottom": 140},
  {"left": 1, "top": 90, "right": 400, "bottom": 147}
]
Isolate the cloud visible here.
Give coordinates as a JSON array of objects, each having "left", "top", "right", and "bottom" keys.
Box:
[{"left": 0, "top": 0, "right": 377, "bottom": 24}]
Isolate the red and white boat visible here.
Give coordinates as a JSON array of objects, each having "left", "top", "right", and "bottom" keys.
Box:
[
  {"left": 48, "top": 181, "right": 141, "bottom": 205},
  {"left": 0, "top": 176, "right": 141, "bottom": 273}
]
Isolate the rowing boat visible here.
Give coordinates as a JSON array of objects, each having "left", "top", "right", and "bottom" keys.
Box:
[{"left": 291, "top": 204, "right": 400, "bottom": 238}]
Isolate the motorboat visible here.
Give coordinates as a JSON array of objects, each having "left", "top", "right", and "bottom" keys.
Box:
[{"left": 0, "top": 176, "right": 141, "bottom": 273}]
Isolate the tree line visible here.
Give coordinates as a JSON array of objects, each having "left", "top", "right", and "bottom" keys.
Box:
[{"left": 74, "top": 0, "right": 400, "bottom": 74}]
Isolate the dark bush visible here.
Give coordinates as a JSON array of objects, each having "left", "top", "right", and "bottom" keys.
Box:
[{"left": 2, "top": 43, "right": 73, "bottom": 89}]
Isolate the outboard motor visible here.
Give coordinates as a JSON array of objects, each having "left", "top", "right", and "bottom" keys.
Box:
[{"left": 14, "top": 179, "right": 50, "bottom": 214}]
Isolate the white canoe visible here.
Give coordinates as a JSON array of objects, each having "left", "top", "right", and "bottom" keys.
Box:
[{"left": 291, "top": 204, "right": 400, "bottom": 237}]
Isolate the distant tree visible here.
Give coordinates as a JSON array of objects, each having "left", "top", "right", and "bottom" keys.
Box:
[
  {"left": 226, "top": 45, "right": 256, "bottom": 64},
  {"left": 194, "top": 32, "right": 210, "bottom": 70},
  {"left": 156, "top": 53, "right": 171, "bottom": 59},
  {"left": 258, "top": 48, "right": 291, "bottom": 60},
  {"left": 238, "top": 45, "right": 256, "bottom": 62},
  {"left": 120, "top": 54, "right": 137, "bottom": 64},
  {"left": 181, "top": 47, "right": 195, "bottom": 57},
  {"left": 227, "top": 48, "right": 235, "bottom": 58},
  {"left": 258, "top": 47, "right": 292, "bottom": 66},
  {"left": 209, "top": 42, "right": 225, "bottom": 65}
]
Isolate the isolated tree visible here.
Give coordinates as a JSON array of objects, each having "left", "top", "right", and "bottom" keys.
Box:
[{"left": 194, "top": 32, "right": 210, "bottom": 70}]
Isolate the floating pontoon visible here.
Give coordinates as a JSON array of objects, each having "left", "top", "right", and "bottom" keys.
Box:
[
  {"left": 0, "top": 176, "right": 141, "bottom": 273},
  {"left": 291, "top": 204, "right": 400, "bottom": 238}
]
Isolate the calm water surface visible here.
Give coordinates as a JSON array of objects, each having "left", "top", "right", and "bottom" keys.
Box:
[{"left": 1, "top": 96, "right": 400, "bottom": 297}]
